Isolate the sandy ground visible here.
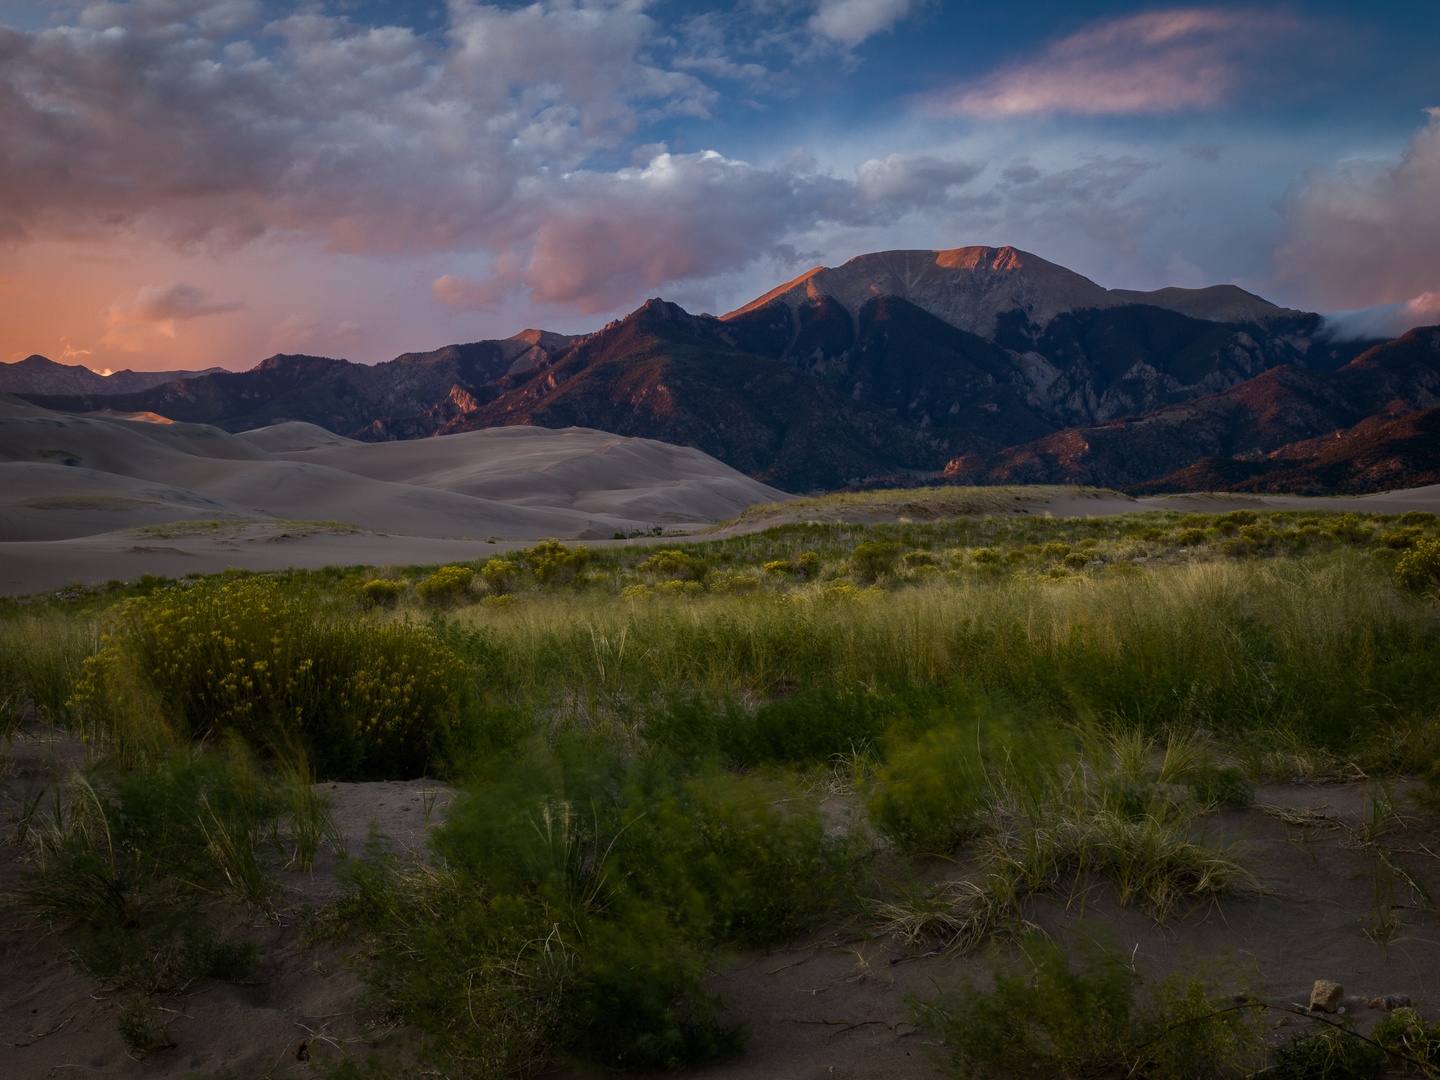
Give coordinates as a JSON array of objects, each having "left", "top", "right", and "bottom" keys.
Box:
[
  {"left": 5, "top": 725, "right": 1440, "bottom": 1079},
  {"left": 0, "top": 398, "right": 790, "bottom": 594}
]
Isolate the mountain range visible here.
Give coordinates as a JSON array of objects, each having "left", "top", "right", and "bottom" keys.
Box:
[{"left": 8, "top": 245, "right": 1433, "bottom": 493}]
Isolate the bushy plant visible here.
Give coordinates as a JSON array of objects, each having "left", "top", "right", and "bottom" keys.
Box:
[
  {"left": 69, "top": 579, "right": 465, "bottom": 778},
  {"left": 1328, "top": 513, "right": 1373, "bottom": 543},
  {"left": 638, "top": 549, "right": 708, "bottom": 582},
  {"left": 416, "top": 565, "right": 474, "bottom": 603},
  {"left": 796, "top": 551, "right": 821, "bottom": 578},
  {"left": 117, "top": 996, "right": 169, "bottom": 1055},
  {"left": 335, "top": 741, "right": 850, "bottom": 1076},
  {"left": 1215, "top": 510, "right": 1258, "bottom": 533},
  {"left": 523, "top": 540, "right": 590, "bottom": 585},
  {"left": 479, "top": 558, "right": 517, "bottom": 594},
  {"left": 1396, "top": 538, "right": 1440, "bottom": 592},
  {"left": 1041, "top": 541, "right": 1071, "bottom": 559},
  {"left": 763, "top": 559, "right": 791, "bottom": 576},
  {"left": 8, "top": 751, "right": 268, "bottom": 993},
  {"left": 920, "top": 934, "right": 1265, "bottom": 1080},
  {"left": 1271, "top": 1020, "right": 1383, "bottom": 1080},
  {"left": 360, "top": 578, "right": 405, "bottom": 607},
  {"left": 850, "top": 540, "right": 900, "bottom": 581}
]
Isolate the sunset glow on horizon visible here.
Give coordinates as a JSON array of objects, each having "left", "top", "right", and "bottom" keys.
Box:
[{"left": 2, "top": 0, "right": 1438, "bottom": 373}]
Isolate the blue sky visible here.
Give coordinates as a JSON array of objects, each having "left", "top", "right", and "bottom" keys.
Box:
[{"left": 1, "top": 0, "right": 1437, "bottom": 369}]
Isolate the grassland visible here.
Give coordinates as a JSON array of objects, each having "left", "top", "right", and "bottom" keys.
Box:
[{"left": 4, "top": 495, "right": 1440, "bottom": 1078}]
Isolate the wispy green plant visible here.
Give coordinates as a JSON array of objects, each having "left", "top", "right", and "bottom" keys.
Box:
[
  {"left": 5, "top": 750, "right": 273, "bottom": 992},
  {"left": 917, "top": 932, "right": 1266, "bottom": 1080}
]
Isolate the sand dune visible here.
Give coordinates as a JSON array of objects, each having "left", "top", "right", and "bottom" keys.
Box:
[{"left": 0, "top": 397, "right": 793, "bottom": 591}]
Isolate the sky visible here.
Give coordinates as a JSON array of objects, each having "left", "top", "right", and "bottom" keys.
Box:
[{"left": 1, "top": 0, "right": 1438, "bottom": 372}]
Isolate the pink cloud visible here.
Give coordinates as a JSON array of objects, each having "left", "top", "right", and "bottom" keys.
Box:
[
  {"left": 931, "top": 7, "right": 1298, "bottom": 118},
  {"left": 432, "top": 254, "right": 525, "bottom": 312},
  {"left": 100, "top": 280, "right": 244, "bottom": 348},
  {"left": 1276, "top": 109, "right": 1440, "bottom": 313}
]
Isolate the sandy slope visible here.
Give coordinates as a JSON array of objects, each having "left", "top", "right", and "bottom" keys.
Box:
[{"left": 0, "top": 399, "right": 792, "bottom": 592}]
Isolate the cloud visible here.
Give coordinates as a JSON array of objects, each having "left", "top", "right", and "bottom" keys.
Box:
[
  {"left": 1275, "top": 109, "right": 1440, "bottom": 312},
  {"left": 100, "top": 280, "right": 243, "bottom": 347},
  {"left": 0, "top": 0, "right": 715, "bottom": 251},
  {"left": 516, "top": 151, "right": 853, "bottom": 314},
  {"left": 807, "top": 0, "right": 917, "bottom": 48},
  {"left": 0, "top": 1, "right": 1184, "bottom": 321},
  {"left": 1322, "top": 292, "right": 1440, "bottom": 342},
  {"left": 107, "top": 281, "right": 245, "bottom": 325},
  {"left": 433, "top": 253, "right": 526, "bottom": 312},
  {"left": 931, "top": 7, "right": 1297, "bottom": 117},
  {"left": 855, "top": 154, "right": 984, "bottom": 205},
  {"left": 267, "top": 314, "right": 318, "bottom": 354}
]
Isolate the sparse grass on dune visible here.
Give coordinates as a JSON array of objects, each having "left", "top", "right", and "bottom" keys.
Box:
[{"left": 716, "top": 484, "right": 1118, "bottom": 529}]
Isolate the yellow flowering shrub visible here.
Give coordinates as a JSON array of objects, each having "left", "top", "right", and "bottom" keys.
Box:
[
  {"left": 71, "top": 579, "right": 466, "bottom": 779},
  {"left": 1396, "top": 538, "right": 1440, "bottom": 593},
  {"left": 416, "top": 565, "right": 475, "bottom": 603}
]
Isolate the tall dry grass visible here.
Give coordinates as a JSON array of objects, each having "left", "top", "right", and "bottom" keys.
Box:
[{"left": 438, "top": 553, "right": 1439, "bottom": 749}]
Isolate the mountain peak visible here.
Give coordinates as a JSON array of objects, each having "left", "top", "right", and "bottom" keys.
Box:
[
  {"left": 723, "top": 245, "right": 1115, "bottom": 338},
  {"left": 724, "top": 245, "right": 1304, "bottom": 340}
]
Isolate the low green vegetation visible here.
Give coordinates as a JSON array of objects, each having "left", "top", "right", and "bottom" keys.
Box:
[{"left": 3, "top": 496, "right": 1440, "bottom": 1076}]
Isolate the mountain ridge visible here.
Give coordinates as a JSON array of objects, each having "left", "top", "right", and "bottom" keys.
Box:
[{"left": 8, "top": 245, "right": 1413, "bottom": 493}]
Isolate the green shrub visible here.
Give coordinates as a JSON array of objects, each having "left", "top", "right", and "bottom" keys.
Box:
[
  {"left": 69, "top": 579, "right": 465, "bottom": 779},
  {"left": 971, "top": 547, "right": 1001, "bottom": 564},
  {"left": 1215, "top": 510, "right": 1258, "bottom": 534},
  {"left": 1380, "top": 527, "right": 1425, "bottom": 549},
  {"left": 906, "top": 551, "right": 937, "bottom": 567},
  {"left": 638, "top": 549, "right": 707, "bottom": 582},
  {"left": 1271, "top": 1020, "right": 1383, "bottom": 1080},
  {"left": 764, "top": 559, "right": 791, "bottom": 576},
  {"left": 1396, "top": 538, "right": 1440, "bottom": 592},
  {"left": 1064, "top": 552, "right": 1090, "bottom": 569},
  {"left": 416, "top": 565, "right": 474, "bottom": 603},
  {"left": 336, "top": 742, "right": 850, "bottom": 1076},
  {"left": 360, "top": 579, "right": 405, "bottom": 607},
  {"left": 1371, "top": 1008, "right": 1440, "bottom": 1070},
  {"left": 1174, "top": 528, "right": 1206, "bottom": 545},
  {"left": 1327, "top": 513, "right": 1374, "bottom": 543},
  {"left": 1041, "top": 541, "right": 1072, "bottom": 559},
  {"left": 1240, "top": 523, "right": 1279, "bottom": 548},
  {"left": 479, "top": 558, "right": 518, "bottom": 594},
  {"left": 920, "top": 934, "right": 1264, "bottom": 1080},
  {"left": 1399, "top": 511, "right": 1437, "bottom": 528},
  {"left": 850, "top": 540, "right": 901, "bottom": 581},
  {"left": 523, "top": 540, "right": 590, "bottom": 585},
  {"left": 9, "top": 751, "right": 267, "bottom": 993},
  {"left": 117, "top": 996, "right": 169, "bottom": 1055},
  {"left": 797, "top": 551, "right": 821, "bottom": 578}
]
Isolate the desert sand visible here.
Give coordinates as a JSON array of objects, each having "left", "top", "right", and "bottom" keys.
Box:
[{"left": 0, "top": 398, "right": 790, "bottom": 594}]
